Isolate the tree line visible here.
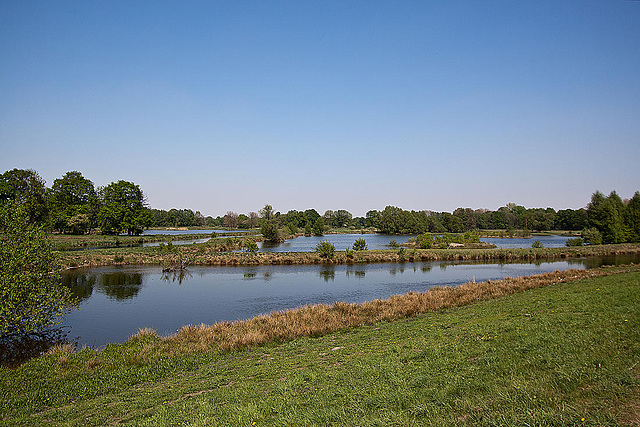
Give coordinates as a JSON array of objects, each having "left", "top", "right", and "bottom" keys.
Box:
[
  {"left": 1, "top": 168, "right": 639, "bottom": 243},
  {"left": 0, "top": 169, "right": 151, "bottom": 235}
]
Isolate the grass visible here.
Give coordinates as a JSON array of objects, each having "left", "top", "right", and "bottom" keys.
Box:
[{"left": 1, "top": 265, "right": 639, "bottom": 425}]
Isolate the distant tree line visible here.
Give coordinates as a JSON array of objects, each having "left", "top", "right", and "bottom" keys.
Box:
[{"left": 2, "top": 168, "right": 638, "bottom": 242}]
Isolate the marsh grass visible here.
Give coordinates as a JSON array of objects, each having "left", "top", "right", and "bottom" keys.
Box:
[
  {"left": 1, "top": 266, "right": 638, "bottom": 425},
  {"left": 58, "top": 243, "right": 640, "bottom": 269}
]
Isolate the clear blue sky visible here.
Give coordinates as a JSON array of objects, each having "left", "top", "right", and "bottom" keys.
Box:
[{"left": 1, "top": 1, "right": 639, "bottom": 217}]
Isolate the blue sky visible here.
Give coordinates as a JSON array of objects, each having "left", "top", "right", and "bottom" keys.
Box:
[{"left": 1, "top": 1, "right": 639, "bottom": 217}]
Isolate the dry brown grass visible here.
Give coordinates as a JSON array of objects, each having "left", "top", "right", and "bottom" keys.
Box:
[{"left": 150, "top": 264, "right": 639, "bottom": 356}]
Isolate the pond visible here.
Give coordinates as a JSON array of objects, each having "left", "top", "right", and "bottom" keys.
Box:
[
  {"left": 142, "top": 229, "right": 249, "bottom": 235},
  {"left": 259, "top": 233, "right": 416, "bottom": 252},
  {"left": 60, "top": 253, "right": 638, "bottom": 348},
  {"left": 480, "top": 235, "right": 571, "bottom": 248}
]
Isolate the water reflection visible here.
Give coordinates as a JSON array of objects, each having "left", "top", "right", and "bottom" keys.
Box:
[
  {"left": 62, "top": 269, "right": 143, "bottom": 302},
  {"left": 60, "top": 254, "right": 640, "bottom": 348},
  {"left": 319, "top": 268, "right": 336, "bottom": 282},
  {"left": 161, "top": 269, "right": 192, "bottom": 284}
]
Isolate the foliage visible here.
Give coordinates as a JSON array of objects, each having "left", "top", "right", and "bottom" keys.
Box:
[
  {"left": 388, "top": 239, "right": 399, "bottom": 248},
  {"left": 0, "top": 168, "right": 48, "bottom": 224},
  {"left": 244, "top": 241, "right": 259, "bottom": 254},
  {"left": 565, "top": 237, "right": 584, "bottom": 247},
  {"left": 313, "top": 218, "right": 324, "bottom": 236},
  {"left": 352, "top": 238, "right": 368, "bottom": 251},
  {"left": 581, "top": 227, "right": 602, "bottom": 245},
  {"left": 260, "top": 220, "right": 280, "bottom": 242},
  {"left": 416, "top": 233, "right": 434, "bottom": 249},
  {"left": 531, "top": 240, "right": 544, "bottom": 249},
  {"left": 47, "top": 171, "right": 98, "bottom": 234},
  {"left": 0, "top": 203, "right": 73, "bottom": 340},
  {"left": 315, "top": 240, "right": 335, "bottom": 259},
  {"left": 97, "top": 180, "right": 152, "bottom": 235}
]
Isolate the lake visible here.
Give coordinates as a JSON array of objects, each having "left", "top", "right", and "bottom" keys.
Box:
[{"left": 60, "top": 253, "right": 637, "bottom": 348}]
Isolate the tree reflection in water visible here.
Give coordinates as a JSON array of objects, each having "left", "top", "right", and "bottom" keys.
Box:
[{"left": 161, "top": 269, "right": 192, "bottom": 284}]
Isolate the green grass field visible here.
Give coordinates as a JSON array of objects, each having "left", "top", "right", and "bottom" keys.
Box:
[{"left": 1, "top": 268, "right": 639, "bottom": 426}]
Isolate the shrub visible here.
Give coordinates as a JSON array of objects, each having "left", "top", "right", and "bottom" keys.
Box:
[
  {"left": 532, "top": 240, "right": 544, "bottom": 248},
  {"left": 244, "top": 241, "right": 259, "bottom": 254},
  {"left": 581, "top": 227, "right": 602, "bottom": 245},
  {"left": 353, "top": 238, "right": 368, "bottom": 251},
  {"left": 416, "top": 233, "right": 434, "bottom": 249},
  {"left": 0, "top": 203, "right": 74, "bottom": 340},
  {"left": 565, "top": 237, "right": 584, "bottom": 247},
  {"left": 315, "top": 241, "right": 335, "bottom": 259},
  {"left": 388, "top": 239, "right": 399, "bottom": 248}
]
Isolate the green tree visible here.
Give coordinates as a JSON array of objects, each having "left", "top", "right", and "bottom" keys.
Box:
[
  {"left": 624, "top": 192, "right": 640, "bottom": 242},
  {"left": 313, "top": 218, "right": 325, "bottom": 236},
  {"left": 0, "top": 203, "right": 74, "bottom": 340},
  {"left": 0, "top": 168, "right": 48, "bottom": 224},
  {"left": 260, "top": 204, "right": 281, "bottom": 242},
  {"left": 47, "top": 171, "right": 98, "bottom": 233},
  {"left": 587, "top": 191, "right": 626, "bottom": 243},
  {"left": 332, "top": 209, "right": 353, "bottom": 228},
  {"left": 98, "top": 180, "right": 152, "bottom": 235}
]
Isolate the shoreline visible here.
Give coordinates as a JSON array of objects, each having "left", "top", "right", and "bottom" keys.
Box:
[{"left": 58, "top": 243, "right": 640, "bottom": 270}]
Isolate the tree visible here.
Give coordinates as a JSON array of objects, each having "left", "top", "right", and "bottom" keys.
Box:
[
  {"left": 332, "top": 209, "right": 353, "bottom": 228},
  {"left": 97, "top": 180, "right": 152, "bottom": 235},
  {"left": 0, "top": 168, "right": 48, "bottom": 224},
  {"left": 260, "top": 204, "right": 281, "bottom": 242},
  {"left": 259, "top": 204, "right": 274, "bottom": 221},
  {"left": 587, "top": 191, "right": 626, "bottom": 243},
  {"left": 313, "top": 218, "right": 325, "bottom": 236},
  {"left": 47, "top": 171, "right": 98, "bottom": 233},
  {"left": 625, "top": 192, "right": 640, "bottom": 242},
  {"left": 224, "top": 211, "right": 239, "bottom": 228},
  {"left": 0, "top": 203, "right": 74, "bottom": 340}
]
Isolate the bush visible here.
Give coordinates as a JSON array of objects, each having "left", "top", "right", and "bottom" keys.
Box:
[
  {"left": 565, "top": 237, "right": 584, "bottom": 247},
  {"left": 0, "top": 203, "right": 74, "bottom": 340},
  {"left": 315, "top": 241, "right": 335, "bottom": 259},
  {"left": 353, "top": 238, "right": 368, "bottom": 251},
  {"left": 581, "top": 227, "right": 602, "bottom": 245},
  {"left": 416, "top": 233, "right": 434, "bottom": 249},
  {"left": 532, "top": 240, "right": 544, "bottom": 248},
  {"left": 244, "top": 240, "right": 259, "bottom": 254}
]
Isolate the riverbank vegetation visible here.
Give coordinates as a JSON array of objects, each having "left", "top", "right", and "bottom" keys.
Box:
[
  {"left": 1, "top": 265, "right": 638, "bottom": 425},
  {"left": 57, "top": 239, "right": 640, "bottom": 270}
]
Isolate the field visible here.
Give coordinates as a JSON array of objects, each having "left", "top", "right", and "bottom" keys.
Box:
[{"left": 1, "top": 265, "right": 638, "bottom": 425}]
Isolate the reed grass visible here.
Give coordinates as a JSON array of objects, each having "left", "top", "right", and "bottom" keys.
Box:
[{"left": 58, "top": 243, "right": 640, "bottom": 269}]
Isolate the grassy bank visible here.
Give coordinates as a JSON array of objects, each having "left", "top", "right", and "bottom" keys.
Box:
[
  {"left": 58, "top": 242, "right": 640, "bottom": 269},
  {"left": 49, "top": 233, "right": 214, "bottom": 251},
  {"left": 1, "top": 265, "right": 639, "bottom": 425}
]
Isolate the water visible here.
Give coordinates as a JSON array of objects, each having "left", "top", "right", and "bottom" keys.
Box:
[
  {"left": 259, "top": 234, "right": 416, "bottom": 252},
  {"left": 480, "top": 235, "right": 570, "bottom": 248},
  {"left": 142, "top": 229, "right": 249, "bottom": 235},
  {"left": 60, "top": 254, "right": 638, "bottom": 348}
]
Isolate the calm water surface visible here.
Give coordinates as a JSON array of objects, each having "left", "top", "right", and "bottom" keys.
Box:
[{"left": 61, "top": 254, "right": 637, "bottom": 348}]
